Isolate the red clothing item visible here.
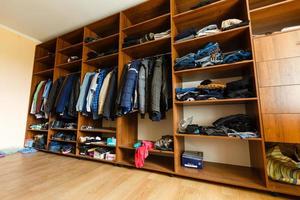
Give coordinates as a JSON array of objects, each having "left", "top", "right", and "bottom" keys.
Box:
[{"left": 135, "top": 141, "right": 154, "bottom": 168}]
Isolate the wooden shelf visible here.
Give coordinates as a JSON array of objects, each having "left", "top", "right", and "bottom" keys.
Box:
[
  {"left": 50, "top": 139, "right": 76, "bottom": 143},
  {"left": 48, "top": 151, "right": 77, "bottom": 157},
  {"left": 85, "top": 53, "right": 118, "bottom": 67},
  {"left": 250, "top": 0, "right": 293, "bottom": 13},
  {"left": 35, "top": 55, "right": 55, "bottom": 65},
  {"left": 80, "top": 128, "right": 116, "bottom": 134},
  {"left": 119, "top": 157, "right": 174, "bottom": 174},
  {"left": 27, "top": 129, "right": 48, "bottom": 132},
  {"left": 84, "top": 33, "right": 119, "bottom": 51},
  {"left": 122, "top": 37, "right": 171, "bottom": 58},
  {"left": 268, "top": 179, "right": 300, "bottom": 196},
  {"left": 77, "top": 155, "right": 116, "bottom": 164},
  {"left": 122, "top": 13, "right": 170, "bottom": 36},
  {"left": 174, "top": 26, "right": 249, "bottom": 48},
  {"left": 177, "top": 162, "right": 265, "bottom": 190},
  {"left": 175, "top": 133, "right": 262, "bottom": 141},
  {"left": 56, "top": 59, "right": 82, "bottom": 70},
  {"left": 174, "top": 60, "right": 253, "bottom": 78},
  {"left": 175, "top": 97, "right": 258, "bottom": 106},
  {"left": 51, "top": 128, "right": 77, "bottom": 131},
  {"left": 58, "top": 42, "right": 83, "bottom": 55},
  {"left": 33, "top": 68, "right": 54, "bottom": 77},
  {"left": 173, "top": 0, "right": 232, "bottom": 23},
  {"left": 119, "top": 144, "right": 174, "bottom": 156},
  {"left": 250, "top": 0, "right": 300, "bottom": 35},
  {"left": 78, "top": 142, "right": 115, "bottom": 148}
]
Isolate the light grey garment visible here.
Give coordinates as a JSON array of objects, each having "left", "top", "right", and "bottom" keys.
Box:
[
  {"left": 138, "top": 59, "right": 149, "bottom": 116},
  {"left": 151, "top": 57, "right": 163, "bottom": 113},
  {"left": 76, "top": 72, "right": 95, "bottom": 112}
]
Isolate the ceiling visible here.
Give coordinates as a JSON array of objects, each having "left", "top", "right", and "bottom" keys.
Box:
[{"left": 0, "top": 0, "right": 145, "bottom": 42}]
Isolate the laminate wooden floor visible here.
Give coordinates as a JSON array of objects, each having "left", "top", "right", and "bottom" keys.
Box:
[{"left": 0, "top": 152, "right": 290, "bottom": 200}]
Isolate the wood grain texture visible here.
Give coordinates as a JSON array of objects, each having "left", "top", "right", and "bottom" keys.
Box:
[
  {"left": 0, "top": 152, "right": 290, "bottom": 200},
  {"left": 262, "top": 114, "right": 300, "bottom": 143},
  {"left": 257, "top": 57, "right": 300, "bottom": 87}
]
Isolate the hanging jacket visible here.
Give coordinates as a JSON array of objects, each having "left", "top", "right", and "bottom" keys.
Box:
[
  {"left": 103, "top": 67, "right": 118, "bottom": 120},
  {"left": 67, "top": 76, "right": 80, "bottom": 118},
  {"left": 147, "top": 58, "right": 155, "bottom": 119},
  {"left": 98, "top": 70, "right": 113, "bottom": 115},
  {"left": 30, "top": 81, "right": 46, "bottom": 115},
  {"left": 40, "top": 80, "right": 52, "bottom": 118},
  {"left": 86, "top": 73, "right": 99, "bottom": 113},
  {"left": 82, "top": 74, "right": 95, "bottom": 115},
  {"left": 91, "top": 69, "right": 107, "bottom": 119},
  {"left": 151, "top": 57, "right": 163, "bottom": 121},
  {"left": 138, "top": 59, "right": 149, "bottom": 118},
  {"left": 160, "top": 55, "right": 172, "bottom": 118},
  {"left": 121, "top": 60, "right": 141, "bottom": 114},
  {"left": 36, "top": 81, "right": 47, "bottom": 114},
  {"left": 115, "top": 64, "right": 129, "bottom": 116},
  {"left": 76, "top": 72, "right": 95, "bottom": 112},
  {"left": 45, "top": 77, "right": 64, "bottom": 114},
  {"left": 55, "top": 75, "right": 77, "bottom": 115}
]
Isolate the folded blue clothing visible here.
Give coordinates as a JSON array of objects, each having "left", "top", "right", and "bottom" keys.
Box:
[
  {"left": 223, "top": 50, "right": 252, "bottom": 64},
  {"left": 175, "top": 87, "right": 199, "bottom": 93},
  {"left": 175, "top": 29, "right": 197, "bottom": 41},
  {"left": 195, "top": 42, "right": 220, "bottom": 60}
]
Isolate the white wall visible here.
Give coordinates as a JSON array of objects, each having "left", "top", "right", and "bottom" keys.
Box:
[{"left": 0, "top": 25, "right": 38, "bottom": 150}]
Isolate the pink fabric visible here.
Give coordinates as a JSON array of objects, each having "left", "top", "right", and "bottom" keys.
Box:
[{"left": 135, "top": 141, "right": 154, "bottom": 168}]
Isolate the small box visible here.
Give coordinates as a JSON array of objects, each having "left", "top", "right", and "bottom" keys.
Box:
[{"left": 181, "top": 151, "right": 203, "bottom": 169}]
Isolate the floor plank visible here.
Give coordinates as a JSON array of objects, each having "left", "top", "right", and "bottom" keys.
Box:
[{"left": 0, "top": 152, "right": 289, "bottom": 200}]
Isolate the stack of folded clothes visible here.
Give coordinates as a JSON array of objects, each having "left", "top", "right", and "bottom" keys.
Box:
[
  {"left": 123, "top": 29, "right": 170, "bottom": 48},
  {"left": 174, "top": 42, "right": 252, "bottom": 71},
  {"left": 178, "top": 114, "right": 259, "bottom": 139},
  {"left": 52, "top": 132, "right": 76, "bottom": 141},
  {"left": 48, "top": 142, "right": 75, "bottom": 154},
  {"left": 176, "top": 77, "right": 254, "bottom": 101},
  {"left": 33, "top": 134, "right": 47, "bottom": 149},
  {"left": 29, "top": 122, "right": 49, "bottom": 130},
  {"left": 175, "top": 18, "right": 249, "bottom": 43},
  {"left": 51, "top": 120, "right": 77, "bottom": 129},
  {"left": 79, "top": 145, "right": 116, "bottom": 161}
]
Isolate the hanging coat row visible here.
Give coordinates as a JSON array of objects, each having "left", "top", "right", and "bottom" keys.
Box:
[
  {"left": 30, "top": 74, "right": 81, "bottom": 119},
  {"left": 76, "top": 66, "right": 118, "bottom": 120},
  {"left": 116, "top": 55, "right": 172, "bottom": 121}
]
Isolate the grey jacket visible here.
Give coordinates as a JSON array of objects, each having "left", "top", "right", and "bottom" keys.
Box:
[
  {"left": 151, "top": 57, "right": 163, "bottom": 120},
  {"left": 138, "top": 59, "right": 149, "bottom": 117}
]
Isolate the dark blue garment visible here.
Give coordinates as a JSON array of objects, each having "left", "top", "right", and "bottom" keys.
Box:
[
  {"left": 121, "top": 60, "right": 141, "bottom": 114},
  {"left": 175, "top": 87, "right": 199, "bottom": 94},
  {"left": 56, "top": 75, "right": 76, "bottom": 114},
  {"left": 223, "top": 50, "right": 252, "bottom": 64},
  {"left": 174, "top": 53, "right": 196, "bottom": 71},
  {"left": 175, "top": 28, "right": 197, "bottom": 41},
  {"left": 82, "top": 74, "right": 95, "bottom": 116},
  {"left": 91, "top": 69, "right": 107, "bottom": 119},
  {"left": 195, "top": 42, "right": 220, "bottom": 60}
]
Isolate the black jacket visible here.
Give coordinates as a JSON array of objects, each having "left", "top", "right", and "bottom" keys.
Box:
[
  {"left": 45, "top": 77, "right": 65, "bottom": 114},
  {"left": 103, "top": 67, "right": 118, "bottom": 120}
]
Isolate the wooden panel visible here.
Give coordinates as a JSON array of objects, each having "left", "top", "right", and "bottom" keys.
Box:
[
  {"left": 257, "top": 57, "right": 300, "bottom": 87},
  {"left": 260, "top": 85, "right": 300, "bottom": 114},
  {"left": 254, "top": 30, "right": 300, "bottom": 62},
  {"left": 249, "top": 0, "right": 287, "bottom": 10},
  {"left": 263, "top": 114, "right": 300, "bottom": 143}
]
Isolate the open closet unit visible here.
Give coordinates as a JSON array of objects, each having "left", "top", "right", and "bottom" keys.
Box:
[{"left": 24, "top": 0, "right": 300, "bottom": 197}]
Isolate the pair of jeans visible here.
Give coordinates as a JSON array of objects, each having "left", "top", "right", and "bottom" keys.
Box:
[
  {"left": 195, "top": 52, "right": 223, "bottom": 67},
  {"left": 175, "top": 29, "right": 197, "bottom": 41},
  {"left": 174, "top": 53, "right": 196, "bottom": 70},
  {"left": 223, "top": 50, "right": 252, "bottom": 63},
  {"left": 195, "top": 42, "right": 220, "bottom": 60}
]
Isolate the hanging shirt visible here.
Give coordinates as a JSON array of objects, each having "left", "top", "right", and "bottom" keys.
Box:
[
  {"left": 98, "top": 70, "right": 113, "bottom": 115},
  {"left": 30, "top": 80, "right": 46, "bottom": 115},
  {"left": 86, "top": 73, "right": 99, "bottom": 113},
  {"left": 91, "top": 69, "right": 107, "bottom": 119},
  {"left": 76, "top": 72, "right": 95, "bottom": 112}
]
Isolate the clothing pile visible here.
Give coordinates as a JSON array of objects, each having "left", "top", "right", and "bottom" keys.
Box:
[
  {"left": 81, "top": 125, "right": 116, "bottom": 132},
  {"left": 30, "top": 79, "right": 52, "bottom": 119},
  {"left": 175, "top": 19, "right": 248, "bottom": 43},
  {"left": 87, "top": 47, "right": 118, "bottom": 60},
  {"left": 134, "top": 136, "right": 174, "bottom": 168},
  {"left": 176, "top": 77, "right": 253, "bottom": 101},
  {"left": 267, "top": 145, "right": 300, "bottom": 185},
  {"left": 33, "top": 134, "right": 47, "bottom": 149},
  {"left": 174, "top": 42, "right": 252, "bottom": 71},
  {"left": 67, "top": 56, "right": 80, "bottom": 63},
  {"left": 116, "top": 55, "right": 172, "bottom": 121},
  {"left": 52, "top": 132, "right": 76, "bottom": 142},
  {"left": 79, "top": 146, "right": 116, "bottom": 161},
  {"left": 179, "top": 114, "right": 259, "bottom": 139},
  {"left": 123, "top": 29, "right": 170, "bottom": 48},
  {"left": 76, "top": 67, "right": 118, "bottom": 120},
  {"left": 79, "top": 136, "right": 116, "bottom": 146},
  {"left": 49, "top": 142, "right": 75, "bottom": 154},
  {"left": 51, "top": 120, "right": 77, "bottom": 129},
  {"left": 29, "top": 122, "right": 49, "bottom": 130}
]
